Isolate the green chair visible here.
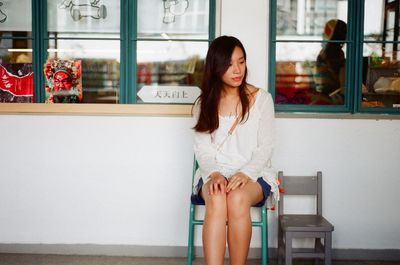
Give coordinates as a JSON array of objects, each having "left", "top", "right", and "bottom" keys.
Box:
[{"left": 187, "top": 158, "right": 269, "bottom": 265}]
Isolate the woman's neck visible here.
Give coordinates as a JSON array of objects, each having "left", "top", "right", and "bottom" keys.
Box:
[{"left": 221, "top": 85, "right": 240, "bottom": 98}]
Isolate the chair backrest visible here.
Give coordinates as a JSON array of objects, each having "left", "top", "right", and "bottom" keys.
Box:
[{"left": 278, "top": 171, "right": 322, "bottom": 216}]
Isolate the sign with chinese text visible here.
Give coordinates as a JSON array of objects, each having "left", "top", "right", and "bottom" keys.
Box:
[{"left": 137, "top": 85, "right": 200, "bottom": 103}]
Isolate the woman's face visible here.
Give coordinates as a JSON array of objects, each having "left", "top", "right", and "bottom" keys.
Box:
[
  {"left": 53, "top": 71, "right": 73, "bottom": 91},
  {"left": 221, "top": 46, "right": 246, "bottom": 89}
]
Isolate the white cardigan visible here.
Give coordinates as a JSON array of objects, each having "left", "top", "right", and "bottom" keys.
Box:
[{"left": 192, "top": 89, "right": 279, "bottom": 202}]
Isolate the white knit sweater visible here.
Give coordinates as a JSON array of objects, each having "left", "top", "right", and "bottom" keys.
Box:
[{"left": 192, "top": 88, "right": 279, "bottom": 202}]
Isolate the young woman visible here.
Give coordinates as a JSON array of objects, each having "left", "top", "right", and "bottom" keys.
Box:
[
  {"left": 314, "top": 19, "right": 347, "bottom": 103},
  {"left": 192, "top": 35, "right": 279, "bottom": 265}
]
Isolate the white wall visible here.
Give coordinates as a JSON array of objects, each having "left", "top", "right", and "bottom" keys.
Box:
[{"left": 0, "top": 0, "right": 400, "bottom": 252}]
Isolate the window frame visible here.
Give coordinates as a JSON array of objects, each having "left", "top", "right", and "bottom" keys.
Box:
[
  {"left": 0, "top": 0, "right": 216, "bottom": 107},
  {"left": 268, "top": 0, "right": 400, "bottom": 115}
]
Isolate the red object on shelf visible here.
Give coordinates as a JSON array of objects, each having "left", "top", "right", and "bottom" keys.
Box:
[{"left": 0, "top": 64, "right": 33, "bottom": 97}]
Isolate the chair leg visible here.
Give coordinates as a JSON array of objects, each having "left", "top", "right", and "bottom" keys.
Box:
[
  {"left": 277, "top": 226, "right": 283, "bottom": 265},
  {"left": 265, "top": 209, "right": 269, "bottom": 265},
  {"left": 284, "top": 232, "right": 293, "bottom": 265},
  {"left": 187, "top": 204, "right": 195, "bottom": 265},
  {"left": 261, "top": 207, "right": 268, "bottom": 265},
  {"left": 314, "top": 238, "right": 323, "bottom": 265},
  {"left": 324, "top": 232, "right": 332, "bottom": 265}
]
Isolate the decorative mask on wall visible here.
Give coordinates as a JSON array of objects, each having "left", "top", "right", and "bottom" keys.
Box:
[
  {"left": 44, "top": 59, "right": 83, "bottom": 103},
  {"left": 59, "top": 0, "right": 107, "bottom": 21}
]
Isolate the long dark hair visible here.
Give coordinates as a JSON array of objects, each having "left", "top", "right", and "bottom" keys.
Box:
[
  {"left": 320, "top": 19, "right": 347, "bottom": 74},
  {"left": 193, "top": 35, "right": 249, "bottom": 133}
]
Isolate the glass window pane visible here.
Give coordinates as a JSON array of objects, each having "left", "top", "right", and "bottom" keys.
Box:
[
  {"left": 362, "top": 43, "right": 400, "bottom": 109},
  {"left": 0, "top": 0, "right": 31, "bottom": 34},
  {"left": 276, "top": 0, "right": 347, "bottom": 41},
  {"left": 137, "top": 0, "right": 209, "bottom": 39},
  {"left": 0, "top": 0, "right": 32, "bottom": 105},
  {"left": 136, "top": 41, "right": 208, "bottom": 103},
  {"left": 0, "top": 42, "right": 33, "bottom": 103},
  {"left": 46, "top": 39, "right": 120, "bottom": 104},
  {"left": 364, "top": 0, "right": 398, "bottom": 42},
  {"left": 47, "top": 0, "right": 120, "bottom": 36},
  {"left": 275, "top": 42, "right": 346, "bottom": 105}
]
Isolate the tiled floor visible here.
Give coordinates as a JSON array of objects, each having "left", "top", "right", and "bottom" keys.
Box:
[{"left": 0, "top": 254, "right": 399, "bottom": 265}]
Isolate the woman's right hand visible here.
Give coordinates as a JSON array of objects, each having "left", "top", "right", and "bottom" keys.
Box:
[{"left": 208, "top": 172, "right": 227, "bottom": 195}]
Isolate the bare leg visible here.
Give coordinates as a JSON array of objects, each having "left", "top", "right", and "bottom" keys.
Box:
[
  {"left": 201, "top": 181, "right": 228, "bottom": 265},
  {"left": 227, "top": 181, "right": 263, "bottom": 265}
]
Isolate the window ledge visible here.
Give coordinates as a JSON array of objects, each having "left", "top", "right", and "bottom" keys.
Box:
[
  {"left": 0, "top": 103, "right": 193, "bottom": 117},
  {"left": 276, "top": 112, "right": 400, "bottom": 120},
  {"left": 1, "top": 104, "right": 399, "bottom": 120}
]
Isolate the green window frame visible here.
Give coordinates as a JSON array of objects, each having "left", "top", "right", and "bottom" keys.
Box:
[
  {"left": 268, "top": 0, "right": 400, "bottom": 115},
  {"left": 1, "top": 0, "right": 216, "bottom": 105}
]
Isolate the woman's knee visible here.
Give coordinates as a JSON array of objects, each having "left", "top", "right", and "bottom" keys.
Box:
[
  {"left": 226, "top": 189, "right": 251, "bottom": 218},
  {"left": 204, "top": 192, "right": 227, "bottom": 217}
]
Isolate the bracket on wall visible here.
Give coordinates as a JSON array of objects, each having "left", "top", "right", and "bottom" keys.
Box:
[
  {"left": 0, "top": 2, "right": 7, "bottom": 23},
  {"left": 59, "top": 0, "right": 107, "bottom": 22},
  {"left": 163, "top": 0, "right": 189, "bottom": 24}
]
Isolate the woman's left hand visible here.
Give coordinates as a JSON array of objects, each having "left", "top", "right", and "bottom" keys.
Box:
[{"left": 226, "top": 172, "right": 251, "bottom": 193}]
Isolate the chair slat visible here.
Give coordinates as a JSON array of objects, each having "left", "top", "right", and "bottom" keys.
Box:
[{"left": 283, "top": 176, "right": 318, "bottom": 195}]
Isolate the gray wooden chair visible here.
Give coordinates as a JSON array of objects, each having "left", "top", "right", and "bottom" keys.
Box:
[{"left": 277, "top": 171, "right": 334, "bottom": 265}]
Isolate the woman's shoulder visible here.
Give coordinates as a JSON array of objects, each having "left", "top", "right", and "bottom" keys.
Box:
[
  {"left": 247, "top": 84, "right": 259, "bottom": 94},
  {"left": 247, "top": 85, "right": 272, "bottom": 103}
]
